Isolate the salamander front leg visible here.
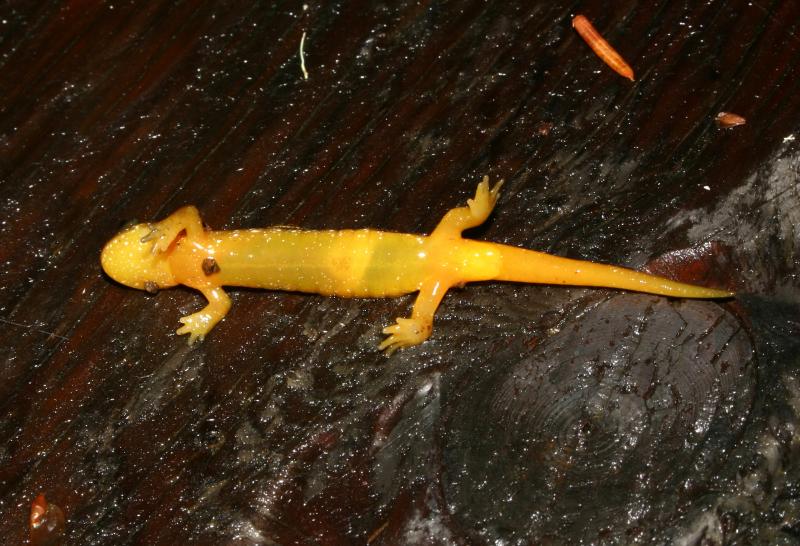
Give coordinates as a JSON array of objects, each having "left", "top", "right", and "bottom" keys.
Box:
[
  {"left": 431, "top": 175, "right": 504, "bottom": 238},
  {"left": 379, "top": 279, "right": 449, "bottom": 355},
  {"left": 176, "top": 286, "right": 232, "bottom": 344},
  {"left": 141, "top": 205, "right": 206, "bottom": 253}
]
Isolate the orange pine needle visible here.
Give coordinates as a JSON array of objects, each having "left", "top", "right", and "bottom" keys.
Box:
[
  {"left": 572, "top": 14, "right": 635, "bottom": 81},
  {"left": 715, "top": 112, "right": 746, "bottom": 128}
]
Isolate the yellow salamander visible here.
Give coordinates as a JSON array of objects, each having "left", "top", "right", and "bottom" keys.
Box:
[{"left": 100, "top": 177, "right": 733, "bottom": 352}]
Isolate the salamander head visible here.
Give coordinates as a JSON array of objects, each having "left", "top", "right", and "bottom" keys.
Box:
[{"left": 101, "top": 223, "right": 177, "bottom": 292}]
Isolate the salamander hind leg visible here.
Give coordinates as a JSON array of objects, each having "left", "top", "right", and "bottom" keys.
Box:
[
  {"left": 141, "top": 205, "right": 206, "bottom": 253},
  {"left": 379, "top": 278, "right": 449, "bottom": 355},
  {"left": 467, "top": 175, "right": 504, "bottom": 224},
  {"left": 432, "top": 176, "right": 504, "bottom": 237},
  {"left": 379, "top": 317, "right": 433, "bottom": 355}
]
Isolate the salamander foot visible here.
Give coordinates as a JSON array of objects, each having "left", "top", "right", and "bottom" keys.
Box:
[{"left": 379, "top": 317, "right": 432, "bottom": 355}]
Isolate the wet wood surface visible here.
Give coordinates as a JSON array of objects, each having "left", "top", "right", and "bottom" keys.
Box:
[{"left": 1, "top": 1, "right": 799, "bottom": 544}]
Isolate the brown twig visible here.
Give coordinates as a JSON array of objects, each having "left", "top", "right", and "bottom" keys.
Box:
[{"left": 572, "top": 14, "right": 635, "bottom": 81}]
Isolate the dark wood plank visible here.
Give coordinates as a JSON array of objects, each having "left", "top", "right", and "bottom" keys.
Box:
[{"left": 2, "top": 1, "right": 799, "bottom": 543}]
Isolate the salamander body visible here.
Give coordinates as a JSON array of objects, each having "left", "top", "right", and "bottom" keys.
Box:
[{"left": 101, "top": 177, "right": 732, "bottom": 352}]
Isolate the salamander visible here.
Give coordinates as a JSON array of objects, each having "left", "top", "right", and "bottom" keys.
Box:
[{"left": 100, "top": 177, "right": 733, "bottom": 353}]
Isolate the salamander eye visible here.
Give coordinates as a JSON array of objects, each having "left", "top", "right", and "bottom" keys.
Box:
[{"left": 144, "top": 281, "right": 159, "bottom": 294}]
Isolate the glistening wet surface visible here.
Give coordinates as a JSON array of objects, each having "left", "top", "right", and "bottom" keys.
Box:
[{"left": 2, "top": 1, "right": 799, "bottom": 544}]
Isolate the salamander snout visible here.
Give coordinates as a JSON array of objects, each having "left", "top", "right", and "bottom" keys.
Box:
[{"left": 101, "top": 223, "right": 177, "bottom": 291}]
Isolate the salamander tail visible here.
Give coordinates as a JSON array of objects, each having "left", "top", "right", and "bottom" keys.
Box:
[{"left": 494, "top": 244, "right": 733, "bottom": 299}]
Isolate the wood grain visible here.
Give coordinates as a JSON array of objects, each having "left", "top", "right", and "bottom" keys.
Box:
[{"left": 2, "top": 1, "right": 800, "bottom": 543}]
